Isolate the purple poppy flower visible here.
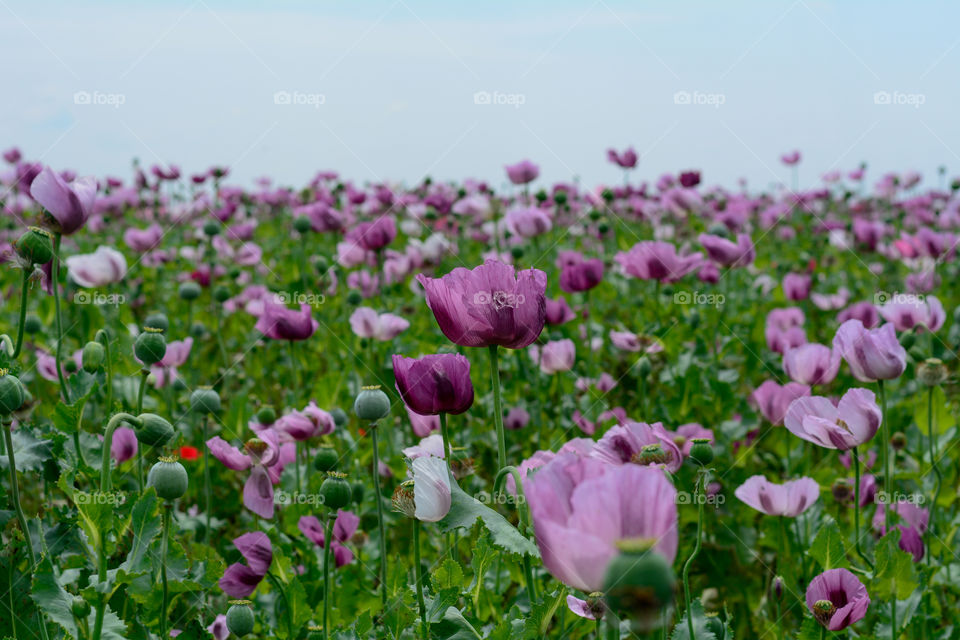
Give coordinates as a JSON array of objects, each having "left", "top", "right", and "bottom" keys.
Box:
[
  {"left": 406, "top": 407, "right": 439, "bottom": 438},
  {"left": 504, "top": 160, "right": 540, "bottom": 185},
  {"left": 350, "top": 307, "right": 410, "bottom": 341},
  {"left": 206, "top": 431, "right": 294, "bottom": 518},
  {"left": 833, "top": 320, "right": 907, "bottom": 382},
  {"left": 750, "top": 380, "right": 811, "bottom": 425},
  {"left": 784, "top": 388, "right": 881, "bottom": 450},
  {"left": 29, "top": 166, "right": 97, "bottom": 235},
  {"left": 614, "top": 241, "right": 702, "bottom": 283},
  {"left": 878, "top": 294, "right": 945, "bottom": 332},
  {"left": 208, "top": 615, "right": 228, "bottom": 640},
  {"left": 782, "top": 343, "right": 840, "bottom": 386},
  {"left": 298, "top": 510, "right": 361, "bottom": 567},
  {"left": 781, "top": 150, "right": 801, "bottom": 166},
  {"left": 350, "top": 216, "right": 396, "bottom": 251},
  {"left": 699, "top": 233, "right": 755, "bottom": 267},
  {"left": 402, "top": 434, "right": 445, "bottom": 460},
  {"left": 545, "top": 297, "right": 576, "bottom": 325},
  {"left": 783, "top": 273, "right": 812, "bottom": 301},
  {"left": 505, "top": 406, "right": 530, "bottom": 430},
  {"left": 417, "top": 259, "right": 546, "bottom": 349},
  {"left": 123, "top": 223, "right": 164, "bottom": 252},
  {"left": 66, "top": 246, "right": 127, "bottom": 288},
  {"left": 255, "top": 302, "right": 318, "bottom": 341},
  {"left": 837, "top": 301, "right": 880, "bottom": 329},
  {"left": 559, "top": 254, "right": 604, "bottom": 293},
  {"left": 591, "top": 421, "right": 683, "bottom": 473},
  {"left": 410, "top": 455, "right": 453, "bottom": 522},
  {"left": 524, "top": 455, "right": 678, "bottom": 593},
  {"left": 505, "top": 206, "right": 552, "bottom": 238},
  {"left": 393, "top": 353, "right": 474, "bottom": 415},
  {"left": 734, "top": 475, "right": 819, "bottom": 517},
  {"left": 110, "top": 426, "right": 138, "bottom": 463},
  {"left": 537, "top": 339, "right": 576, "bottom": 374},
  {"left": 806, "top": 569, "right": 870, "bottom": 630},
  {"left": 219, "top": 531, "right": 272, "bottom": 598},
  {"left": 873, "top": 501, "right": 929, "bottom": 562},
  {"left": 607, "top": 147, "right": 638, "bottom": 169},
  {"left": 678, "top": 170, "right": 701, "bottom": 188}
]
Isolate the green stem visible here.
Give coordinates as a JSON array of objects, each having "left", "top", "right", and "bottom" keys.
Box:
[
  {"left": 266, "top": 572, "right": 294, "bottom": 638},
  {"left": 52, "top": 233, "right": 71, "bottom": 404},
  {"left": 96, "top": 330, "right": 113, "bottom": 417},
  {"left": 413, "top": 519, "right": 428, "bottom": 639},
  {"left": 135, "top": 370, "right": 149, "bottom": 491},
  {"left": 852, "top": 447, "right": 873, "bottom": 571},
  {"left": 488, "top": 345, "right": 507, "bottom": 473},
  {"left": 926, "top": 387, "right": 942, "bottom": 564},
  {"left": 682, "top": 471, "right": 705, "bottom": 640},
  {"left": 159, "top": 504, "right": 171, "bottom": 640},
  {"left": 323, "top": 515, "right": 335, "bottom": 640},
  {"left": 877, "top": 379, "right": 890, "bottom": 532},
  {"left": 4, "top": 417, "right": 41, "bottom": 573},
  {"left": 100, "top": 413, "right": 141, "bottom": 493},
  {"left": 371, "top": 424, "right": 388, "bottom": 606},
  {"left": 203, "top": 415, "right": 211, "bottom": 544},
  {"left": 12, "top": 269, "right": 29, "bottom": 359},
  {"left": 439, "top": 412, "right": 452, "bottom": 465}
]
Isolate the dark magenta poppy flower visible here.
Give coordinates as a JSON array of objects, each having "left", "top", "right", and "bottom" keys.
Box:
[{"left": 393, "top": 353, "right": 474, "bottom": 415}]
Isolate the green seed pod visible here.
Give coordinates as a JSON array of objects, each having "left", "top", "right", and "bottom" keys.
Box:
[
  {"left": 351, "top": 481, "right": 365, "bottom": 505},
  {"left": 226, "top": 600, "right": 255, "bottom": 637},
  {"left": 354, "top": 386, "right": 390, "bottom": 422},
  {"left": 23, "top": 314, "right": 42, "bottom": 335},
  {"left": 178, "top": 281, "right": 202, "bottom": 301},
  {"left": 313, "top": 445, "right": 339, "bottom": 472},
  {"left": 509, "top": 246, "right": 524, "bottom": 260},
  {"left": 0, "top": 370, "right": 26, "bottom": 415},
  {"left": 144, "top": 312, "right": 169, "bottom": 332},
  {"left": 65, "top": 359, "right": 78, "bottom": 374},
  {"left": 191, "top": 387, "right": 221, "bottom": 414},
  {"left": 330, "top": 408, "right": 347, "bottom": 428},
  {"left": 346, "top": 290, "right": 363, "bottom": 306},
  {"left": 319, "top": 472, "right": 352, "bottom": 510},
  {"left": 314, "top": 256, "right": 329, "bottom": 274},
  {"left": 554, "top": 190, "right": 568, "bottom": 205},
  {"left": 213, "top": 285, "right": 231, "bottom": 303},
  {"left": 134, "top": 328, "right": 167, "bottom": 365},
  {"left": 636, "top": 356, "right": 652, "bottom": 378},
  {"left": 71, "top": 596, "right": 92, "bottom": 619},
  {"left": 82, "top": 341, "right": 105, "bottom": 373},
  {"left": 14, "top": 227, "right": 54, "bottom": 265},
  {"left": 256, "top": 406, "right": 276, "bottom": 425},
  {"left": 603, "top": 539, "right": 676, "bottom": 632},
  {"left": 147, "top": 456, "right": 189, "bottom": 501},
  {"left": 202, "top": 220, "right": 220, "bottom": 237},
  {"left": 917, "top": 358, "right": 948, "bottom": 387},
  {"left": 293, "top": 216, "right": 312, "bottom": 234},
  {"left": 136, "top": 413, "right": 175, "bottom": 447},
  {"left": 189, "top": 321, "right": 207, "bottom": 338},
  {"left": 688, "top": 439, "right": 714, "bottom": 466}
]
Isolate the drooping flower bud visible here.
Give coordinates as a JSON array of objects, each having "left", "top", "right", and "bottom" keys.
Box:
[
  {"left": 226, "top": 600, "right": 255, "bottom": 637},
  {"left": 14, "top": 227, "right": 54, "bottom": 265},
  {"left": 917, "top": 358, "right": 948, "bottom": 387},
  {"left": 81, "top": 341, "right": 105, "bottom": 373},
  {"left": 689, "top": 438, "right": 714, "bottom": 466},
  {"left": 354, "top": 385, "right": 391, "bottom": 422},
  {"left": 71, "top": 596, "right": 92, "bottom": 619},
  {"left": 134, "top": 327, "right": 167, "bottom": 365},
  {"left": 190, "top": 387, "right": 221, "bottom": 414},
  {"left": 0, "top": 370, "right": 26, "bottom": 415},
  {"left": 147, "top": 456, "right": 189, "bottom": 501},
  {"left": 319, "top": 471, "right": 352, "bottom": 510},
  {"left": 135, "top": 413, "right": 175, "bottom": 447}
]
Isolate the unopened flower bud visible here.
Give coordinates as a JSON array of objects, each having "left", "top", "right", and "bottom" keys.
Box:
[
  {"left": 178, "top": 281, "right": 202, "bottom": 301},
  {"left": 136, "top": 413, "right": 175, "bottom": 447},
  {"left": 226, "top": 600, "right": 255, "bottom": 637},
  {"left": 147, "top": 456, "right": 188, "bottom": 501},
  {"left": 0, "top": 370, "right": 26, "bottom": 415},
  {"left": 256, "top": 406, "right": 276, "bottom": 425},
  {"left": 202, "top": 220, "right": 220, "bottom": 237},
  {"left": 346, "top": 290, "right": 363, "bottom": 306},
  {"left": 293, "top": 216, "right": 312, "bottom": 234},
  {"left": 772, "top": 576, "right": 784, "bottom": 600},
  {"left": 82, "top": 341, "right": 105, "bottom": 373},
  {"left": 71, "top": 596, "right": 91, "bottom": 618},
  {"left": 213, "top": 285, "right": 230, "bottom": 303},
  {"left": 134, "top": 327, "right": 167, "bottom": 365},
  {"left": 14, "top": 227, "right": 54, "bottom": 265},
  {"left": 191, "top": 387, "right": 221, "bottom": 414},
  {"left": 24, "top": 314, "right": 42, "bottom": 334},
  {"left": 917, "top": 358, "right": 948, "bottom": 387},
  {"left": 354, "top": 386, "right": 390, "bottom": 422}
]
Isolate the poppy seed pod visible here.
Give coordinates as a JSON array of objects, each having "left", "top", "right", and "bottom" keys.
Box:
[
  {"left": 134, "top": 328, "right": 167, "bottom": 365},
  {"left": 293, "top": 216, "right": 312, "bottom": 234},
  {"left": 313, "top": 445, "right": 339, "bottom": 472},
  {"left": 331, "top": 407, "right": 348, "bottom": 427},
  {"left": 178, "top": 281, "right": 202, "bottom": 301},
  {"left": 831, "top": 479, "right": 853, "bottom": 502},
  {"left": 354, "top": 386, "right": 391, "bottom": 422},
  {"left": 256, "top": 406, "right": 276, "bottom": 425},
  {"left": 144, "top": 312, "right": 169, "bottom": 332},
  {"left": 0, "top": 370, "right": 26, "bottom": 415},
  {"left": 226, "top": 600, "right": 255, "bottom": 637},
  {"left": 71, "top": 596, "right": 91, "bottom": 618},
  {"left": 213, "top": 286, "right": 231, "bottom": 303},
  {"left": 603, "top": 539, "right": 676, "bottom": 631},
  {"left": 24, "top": 314, "right": 42, "bottom": 334},
  {"left": 82, "top": 341, "right": 105, "bottom": 373},
  {"left": 14, "top": 227, "right": 54, "bottom": 265},
  {"left": 191, "top": 387, "right": 221, "bottom": 414},
  {"left": 319, "top": 472, "right": 352, "bottom": 510},
  {"left": 917, "top": 358, "right": 948, "bottom": 387},
  {"left": 351, "top": 480, "right": 365, "bottom": 505},
  {"left": 147, "top": 456, "right": 188, "bottom": 501},
  {"left": 202, "top": 220, "right": 220, "bottom": 237},
  {"left": 135, "top": 413, "right": 175, "bottom": 447},
  {"left": 689, "top": 439, "right": 714, "bottom": 466}
]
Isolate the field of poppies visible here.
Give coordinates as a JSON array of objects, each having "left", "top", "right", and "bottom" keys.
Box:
[{"left": 0, "top": 146, "right": 957, "bottom": 640}]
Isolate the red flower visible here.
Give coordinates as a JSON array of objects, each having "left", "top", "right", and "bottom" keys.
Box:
[{"left": 179, "top": 446, "right": 200, "bottom": 461}]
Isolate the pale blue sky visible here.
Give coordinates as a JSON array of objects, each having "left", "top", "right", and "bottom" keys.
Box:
[{"left": 2, "top": 0, "right": 958, "bottom": 191}]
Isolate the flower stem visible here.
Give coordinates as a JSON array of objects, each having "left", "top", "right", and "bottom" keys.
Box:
[
  {"left": 203, "top": 414, "right": 211, "bottom": 544},
  {"left": 439, "top": 412, "right": 452, "bottom": 465},
  {"left": 413, "top": 519, "right": 428, "bottom": 639},
  {"left": 323, "top": 515, "right": 335, "bottom": 640},
  {"left": 682, "top": 470, "right": 706, "bottom": 640},
  {"left": 52, "top": 233, "right": 70, "bottom": 404},
  {"left": 135, "top": 369, "right": 149, "bottom": 490},
  {"left": 488, "top": 345, "right": 507, "bottom": 474},
  {"left": 926, "top": 387, "right": 942, "bottom": 563},
  {"left": 852, "top": 447, "right": 873, "bottom": 571},
  {"left": 877, "top": 379, "right": 890, "bottom": 532},
  {"left": 159, "top": 504, "right": 171, "bottom": 640},
  {"left": 371, "top": 423, "right": 388, "bottom": 606},
  {"left": 96, "top": 330, "right": 113, "bottom": 417},
  {"left": 12, "top": 269, "right": 29, "bottom": 359}
]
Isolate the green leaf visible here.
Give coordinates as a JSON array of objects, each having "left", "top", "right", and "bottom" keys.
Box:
[
  {"left": 807, "top": 517, "right": 848, "bottom": 570},
  {"left": 438, "top": 481, "right": 539, "bottom": 557},
  {"left": 52, "top": 398, "right": 87, "bottom": 435},
  {"left": 119, "top": 487, "right": 162, "bottom": 574},
  {"left": 873, "top": 529, "right": 919, "bottom": 600},
  {"left": 670, "top": 601, "right": 718, "bottom": 640},
  {"left": 75, "top": 492, "right": 113, "bottom": 555},
  {"left": 427, "top": 588, "right": 461, "bottom": 623},
  {"left": 354, "top": 610, "right": 373, "bottom": 637},
  {"left": 30, "top": 554, "right": 79, "bottom": 638},
  {"left": 523, "top": 589, "right": 566, "bottom": 637},
  {"left": 468, "top": 528, "right": 496, "bottom": 610},
  {"left": 914, "top": 385, "right": 954, "bottom": 435},
  {"left": 796, "top": 616, "right": 822, "bottom": 640},
  {"left": 434, "top": 607, "right": 482, "bottom": 640},
  {"left": 0, "top": 430, "right": 51, "bottom": 472},
  {"left": 432, "top": 558, "right": 465, "bottom": 591}
]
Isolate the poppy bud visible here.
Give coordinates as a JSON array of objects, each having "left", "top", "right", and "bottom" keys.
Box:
[
  {"left": 202, "top": 220, "right": 220, "bottom": 237},
  {"left": 917, "top": 358, "right": 948, "bottom": 387},
  {"left": 509, "top": 246, "right": 524, "bottom": 260},
  {"left": 256, "top": 406, "right": 276, "bottom": 425},
  {"left": 891, "top": 431, "right": 907, "bottom": 451},
  {"left": 134, "top": 328, "right": 167, "bottom": 365},
  {"left": 178, "top": 281, "right": 202, "bottom": 301},
  {"left": 772, "top": 575, "right": 784, "bottom": 600},
  {"left": 598, "top": 222, "right": 610, "bottom": 235},
  {"left": 554, "top": 191, "right": 568, "bottom": 205},
  {"left": 82, "top": 341, "right": 105, "bottom": 373},
  {"left": 0, "top": 370, "right": 26, "bottom": 415},
  {"left": 147, "top": 456, "right": 189, "bottom": 501},
  {"left": 65, "top": 360, "right": 78, "bottom": 374},
  {"left": 24, "top": 314, "right": 42, "bottom": 334},
  {"left": 319, "top": 472, "right": 352, "bottom": 510},
  {"left": 313, "top": 444, "right": 339, "bottom": 472},
  {"left": 144, "top": 312, "right": 169, "bottom": 332},
  {"left": 331, "top": 408, "right": 348, "bottom": 427},
  {"left": 689, "top": 439, "right": 714, "bottom": 466},
  {"left": 314, "top": 256, "right": 329, "bottom": 273},
  {"left": 812, "top": 600, "right": 837, "bottom": 627},
  {"left": 346, "top": 290, "right": 363, "bottom": 306},
  {"left": 831, "top": 479, "right": 853, "bottom": 502},
  {"left": 213, "top": 286, "right": 230, "bottom": 303},
  {"left": 226, "top": 600, "right": 255, "bottom": 637},
  {"left": 293, "top": 216, "right": 312, "bottom": 234},
  {"left": 354, "top": 386, "right": 391, "bottom": 422},
  {"left": 636, "top": 356, "right": 652, "bottom": 378},
  {"left": 14, "top": 227, "right": 54, "bottom": 265},
  {"left": 136, "top": 413, "right": 175, "bottom": 447},
  {"left": 71, "top": 596, "right": 91, "bottom": 619},
  {"left": 603, "top": 538, "right": 676, "bottom": 631},
  {"left": 190, "top": 387, "right": 221, "bottom": 414},
  {"left": 351, "top": 480, "right": 365, "bottom": 505},
  {"left": 190, "top": 322, "right": 207, "bottom": 338}
]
